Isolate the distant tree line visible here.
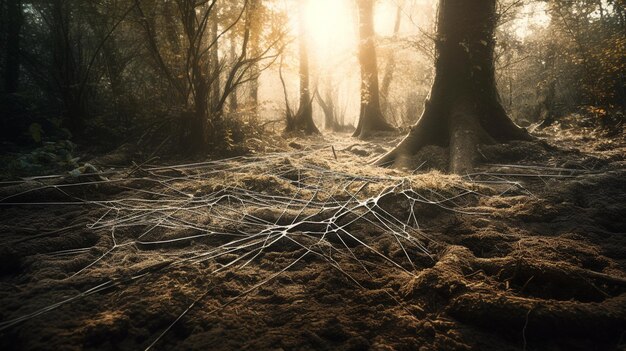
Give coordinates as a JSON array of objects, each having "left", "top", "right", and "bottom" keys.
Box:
[
  {"left": 0, "top": 0, "right": 623, "bottom": 155},
  {"left": 496, "top": 0, "right": 625, "bottom": 128},
  {"left": 0, "top": 0, "right": 287, "bottom": 152}
]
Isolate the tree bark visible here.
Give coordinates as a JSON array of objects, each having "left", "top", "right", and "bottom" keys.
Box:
[
  {"left": 533, "top": 12, "right": 558, "bottom": 128},
  {"left": 380, "top": 1, "right": 403, "bottom": 118},
  {"left": 375, "top": 0, "right": 531, "bottom": 173},
  {"left": 248, "top": 0, "right": 261, "bottom": 114},
  {"left": 188, "top": 3, "right": 210, "bottom": 150},
  {"left": 210, "top": 12, "right": 220, "bottom": 113},
  {"left": 353, "top": 0, "right": 395, "bottom": 139},
  {"left": 3, "top": 0, "right": 22, "bottom": 93},
  {"left": 51, "top": 0, "right": 85, "bottom": 135},
  {"left": 315, "top": 87, "right": 338, "bottom": 131},
  {"left": 177, "top": 0, "right": 212, "bottom": 151},
  {"left": 285, "top": 0, "right": 319, "bottom": 135},
  {"left": 229, "top": 31, "right": 238, "bottom": 113}
]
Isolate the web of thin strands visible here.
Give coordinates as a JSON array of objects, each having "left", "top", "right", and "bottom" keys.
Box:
[{"left": 0, "top": 148, "right": 550, "bottom": 349}]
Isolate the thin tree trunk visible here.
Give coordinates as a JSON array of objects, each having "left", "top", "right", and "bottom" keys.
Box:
[
  {"left": 353, "top": 0, "right": 395, "bottom": 139},
  {"left": 4, "top": 0, "right": 22, "bottom": 93},
  {"left": 181, "top": 1, "right": 209, "bottom": 150},
  {"left": 533, "top": 47, "right": 557, "bottom": 127},
  {"left": 210, "top": 12, "right": 220, "bottom": 113},
  {"left": 163, "top": 1, "right": 182, "bottom": 58},
  {"left": 380, "top": 1, "right": 403, "bottom": 117},
  {"left": 52, "top": 0, "right": 85, "bottom": 135},
  {"left": 248, "top": 0, "right": 261, "bottom": 114},
  {"left": 534, "top": 13, "right": 558, "bottom": 127},
  {"left": 285, "top": 0, "right": 319, "bottom": 135},
  {"left": 315, "top": 87, "right": 337, "bottom": 131},
  {"left": 229, "top": 32, "right": 238, "bottom": 113}
]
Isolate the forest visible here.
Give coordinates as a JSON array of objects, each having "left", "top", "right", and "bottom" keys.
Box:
[{"left": 0, "top": 0, "right": 625, "bottom": 350}]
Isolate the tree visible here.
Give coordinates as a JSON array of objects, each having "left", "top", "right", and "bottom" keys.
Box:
[
  {"left": 376, "top": 0, "right": 531, "bottom": 173},
  {"left": 135, "top": 0, "right": 285, "bottom": 150},
  {"left": 315, "top": 85, "right": 340, "bottom": 132},
  {"left": 284, "top": 0, "right": 319, "bottom": 135},
  {"left": 497, "top": 0, "right": 626, "bottom": 129},
  {"left": 3, "top": 0, "right": 22, "bottom": 94},
  {"left": 48, "top": 0, "right": 93, "bottom": 134},
  {"left": 315, "top": 75, "right": 353, "bottom": 133},
  {"left": 316, "top": 90, "right": 335, "bottom": 131},
  {"left": 379, "top": 0, "right": 403, "bottom": 119},
  {"left": 17, "top": 0, "right": 136, "bottom": 137},
  {"left": 352, "top": 0, "right": 395, "bottom": 139},
  {"left": 228, "top": 30, "right": 239, "bottom": 113},
  {"left": 209, "top": 9, "right": 220, "bottom": 115},
  {"left": 247, "top": 0, "right": 262, "bottom": 114},
  {"left": 531, "top": 37, "right": 557, "bottom": 127}
]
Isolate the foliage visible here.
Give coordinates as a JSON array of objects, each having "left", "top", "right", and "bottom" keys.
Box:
[
  {"left": 0, "top": 0, "right": 623, "bottom": 159},
  {"left": 0, "top": 0, "right": 286, "bottom": 154},
  {"left": 495, "top": 0, "right": 625, "bottom": 128},
  {"left": 0, "top": 140, "right": 78, "bottom": 179}
]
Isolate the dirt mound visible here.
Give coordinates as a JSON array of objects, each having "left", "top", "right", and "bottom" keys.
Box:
[{"left": 1, "top": 131, "right": 625, "bottom": 350}]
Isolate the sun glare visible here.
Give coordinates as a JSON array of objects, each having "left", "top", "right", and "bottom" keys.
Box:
[
  {"left": 285, "top": 0, "right": 410, "bottom": 127},
  {"left": 294, "top": 0, "right": 357, "bottom": 63},
  {"left": 512, "top": 2, "right": 551, "bottom": 39},
  {"left": 304, "top": 0, "right": 353, "bottom": 48},
  {"left": 294, "top": 0, "right": 427, "bottom": 69}
]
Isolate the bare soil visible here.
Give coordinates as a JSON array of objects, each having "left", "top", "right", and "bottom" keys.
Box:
[{"left": 0, "top": 120, "right": 625, "bottom": 351}]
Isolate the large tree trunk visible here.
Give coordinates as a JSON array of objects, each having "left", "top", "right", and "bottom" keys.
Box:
[
  {"left": 353, "top": 0, "right": 395, "bottom": 139},
  {"left": 376, "top": 0, "right": 531, "bottom": 174},
  {"left": 285, "top": 1, "right": 319, "bottom": 135}
]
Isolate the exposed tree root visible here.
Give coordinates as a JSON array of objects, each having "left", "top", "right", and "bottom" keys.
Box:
[
  {"left": 450, "top": 293, "right": 626, "bottom": 339},
  {"left": 375, "top": 93, "right": 533, "bottom": 173},
  {"left": 477, "top": 256, "right": 626, "bottom": 300},
  {"left": 352, "top": 109, "right": 396, "bottom": 140},
  {"left": 1, "top": 133, "right": 624, "bottom": 350},
  {"left": 352, "top": 0, "right": 397, "bottom": 140},
  {"left": 375, "top": 0, "right": 534, "bottom": 173},
  {"left": 284, "top": 109, "right": 320, "bottom": 135},
  {"left": 402, "top": 245, "right": 626, "bottom": 345}
]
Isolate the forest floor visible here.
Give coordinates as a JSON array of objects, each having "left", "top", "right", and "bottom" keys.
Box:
[{"left": 0, "top": 115, "right": 625, "bottom": 351}]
